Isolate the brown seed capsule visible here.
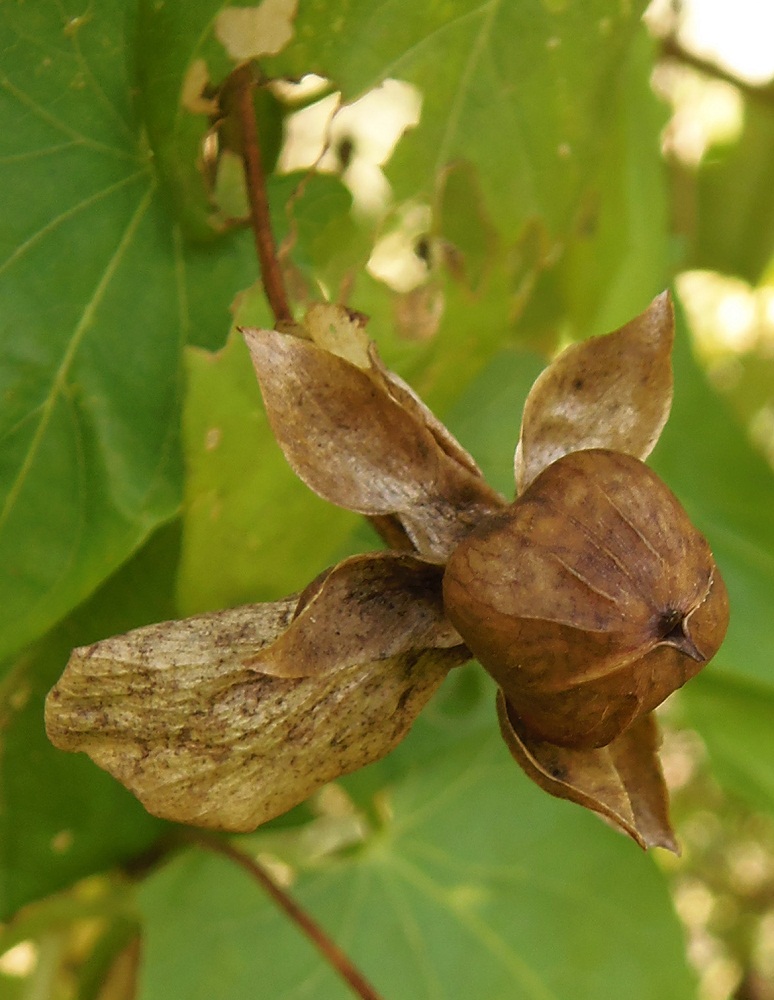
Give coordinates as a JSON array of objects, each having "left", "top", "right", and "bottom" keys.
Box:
[{"left": 443, "top": 449, "right": 729, "bottom": 749}]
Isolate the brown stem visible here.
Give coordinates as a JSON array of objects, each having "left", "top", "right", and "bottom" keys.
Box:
[
  {"left": 660, "top": 35, "right": 774, "bottom": 107},
  {"left": 230, "top": 63, "right": 293, "bottom": 325},
  {"left": 185, "top": 833, "right": 384, "bottom": 1000}
]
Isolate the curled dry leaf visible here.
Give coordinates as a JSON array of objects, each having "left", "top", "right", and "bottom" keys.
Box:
[
  {"left": 243, "top": 309, "right": 502, "bottom": 560},
  {"left": 444, "top": 449, "right": 729, "bottom": 749},
  {"left": 46, "top": 596, "right": 465, "bottom": 831},
  {"left": 244, "top": 552, "right": 462, "bottom": 677},
  {"left": 497, "top": 693, "right": 677, "bottom": 852},
  {"left": 515, "top": 292, "right": 674, "bottom": 493}
]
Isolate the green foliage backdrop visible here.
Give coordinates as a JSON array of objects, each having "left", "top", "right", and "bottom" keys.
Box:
[{"left": 1, "top": 1, "right": 773, "bottom": 998}]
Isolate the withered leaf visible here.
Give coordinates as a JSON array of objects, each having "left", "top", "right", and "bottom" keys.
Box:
[
  {"left": 245, "top": 552, "right": 462, "bottom": 677},
  {"left": 497, "top": 692, "right": 677, "bottom": 852},
  {"left": 515, "top": 292, "right": 674, "bottom": 493},
  {"left": 444, "top": 449, "right": 729, "bottom": 748},
  {"left": 243, "top": 323, "right": 501, "bottom": 559},
  {"left": 45, "top": 598, "right": 465, "bottom": 831}
]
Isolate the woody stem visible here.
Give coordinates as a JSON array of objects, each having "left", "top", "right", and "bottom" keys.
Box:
[{"left": 230, "top": 63, "right": 292, "bottom": 325}]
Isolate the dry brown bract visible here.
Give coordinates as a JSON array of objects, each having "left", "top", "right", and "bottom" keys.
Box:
[{"left": 45, "top": 293, "right": 729, "bottom": 849}]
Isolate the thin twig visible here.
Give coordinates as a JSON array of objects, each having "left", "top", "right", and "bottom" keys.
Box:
[
  {"left": 660, "top": 35, "right": 774, "bottom": 107},
  {"left": 185, "top": 833, "right": 385, "bottom": 1000},
  {"left": 229, "top": 63, "right": 293, "bottom": 325}
]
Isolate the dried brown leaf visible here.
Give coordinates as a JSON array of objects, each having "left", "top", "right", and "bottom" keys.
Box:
[
  {"left": 45, "top": 598, "right": 465, "bottom": 831},
  {"left": 245, "top": 552, "right": 462, "bottom": 677},
  {"left": 515, "top": 292, "right": 674, "bottom": 492},
  {"left": 444, "top": 449, "right": 729, "bottom": 748},
  {"left": 243, "top": 325, "right": 501, "bottom": 559},
  {"left": 497, "top": 692, "right": 677, "bottom": 852}
]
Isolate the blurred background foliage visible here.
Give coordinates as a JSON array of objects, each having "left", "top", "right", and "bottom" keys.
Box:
[{"left": 1, "top": 0, "right": 774, "bottom": 997}]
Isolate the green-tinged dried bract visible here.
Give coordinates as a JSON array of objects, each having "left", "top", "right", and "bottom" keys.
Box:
[{"left": 444, "top": 449, "right": 729, "bottom": 749}]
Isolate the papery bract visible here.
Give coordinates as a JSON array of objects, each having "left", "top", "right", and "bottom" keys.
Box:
[
  {"left": 515, "top": 292, "right": 674, "bottom": 492},
  {"left": 46, "top": 554, "right": 465, "bottom": 831},
  {"left": 497, "top": 694, "right": 678, "bottom": 851},
  {"left": 243, "top": 308, "right": 503, "bottom": 561}
]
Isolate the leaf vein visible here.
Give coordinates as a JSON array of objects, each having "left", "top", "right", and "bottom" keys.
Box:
[{"left": 0, "top": 185, "right": 155, "bottom": 535}]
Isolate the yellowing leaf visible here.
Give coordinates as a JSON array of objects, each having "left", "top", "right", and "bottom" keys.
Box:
[
  {"left": 515, "top": 292, "right": 674, "bottom": 492},
  {"left": 45, "top": 598, "right": 464, "bottom": 831}
]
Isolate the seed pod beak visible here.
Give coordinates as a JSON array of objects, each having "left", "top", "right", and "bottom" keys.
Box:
[{"left": 656, "top": 611, "right": 706, "bottom": 663}]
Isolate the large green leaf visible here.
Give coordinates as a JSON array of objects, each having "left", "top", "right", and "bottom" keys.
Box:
[
  {"left": 0, "top": 525, "right": 178, "bottom": 919},
  {"left": 268, "top": 0, "right": 648, "bottom": 245},
  {"left": 0, "top": 2, "right": 339, "bottom": 659},
  {"left": 0, "top": 1, "right": 185, "bottom": 663},
  {"left": 137, "top": 726, "right": 694, "bottom": 1000}
]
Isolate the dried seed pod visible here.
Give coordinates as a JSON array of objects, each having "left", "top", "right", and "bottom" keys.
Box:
[{"left": 443, "top": 449, "right": 729, "bottom": 749}]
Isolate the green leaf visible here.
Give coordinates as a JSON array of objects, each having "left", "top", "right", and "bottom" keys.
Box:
[
  {"left": 137, "top": 727, "right": 694, "bottom": 1000},
  {"left": 689, "top": 101, "right": 774, "bottom": 285},
  {"left": 557, "top": 29, "right": 670, "bottom": 336},
  {"left": 0, "top": 525, "right": 179, "bottom": 919},
  {"left": 0, "top": 3, "right": 312, "bottom": 658},
  {"left": 680, "top": 674, "right": 774, "bottom": 819},
  {"left": 136, "top": 0, "right": 234, "bottom": 241},
  {"left": 178, "top": 330, "right": 362, "bottom": 613},
  {"left": 0, "top": 1, "right": 183, "bottom": 662},
  {"left": 269, "top": 0, "right": 649, "bottom": 245}
]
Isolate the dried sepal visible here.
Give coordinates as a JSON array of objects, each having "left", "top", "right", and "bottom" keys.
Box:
[
  {"left": 444, "top": 449, "right": 729, "bottom": 748},
  {"left": 45, "top": 598, "right": 465, "bottom": 831},
  {"left": 243, "top": 319, "right": 502, "bottom": 559},
  {"left": 244, "top": 552, "right": 463, "bottom": 677},
  {"left": 497, "top": 692, "right": 677, "bottom": 852},
  {"left": 515, "top": 292, "right": 674, "bottom": 493},
  {"left": 304, "top": 302, "right": 372, "bottom": 369},
  {"left": 371, "top": 355, "right": 486, "bottom": 480}
]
